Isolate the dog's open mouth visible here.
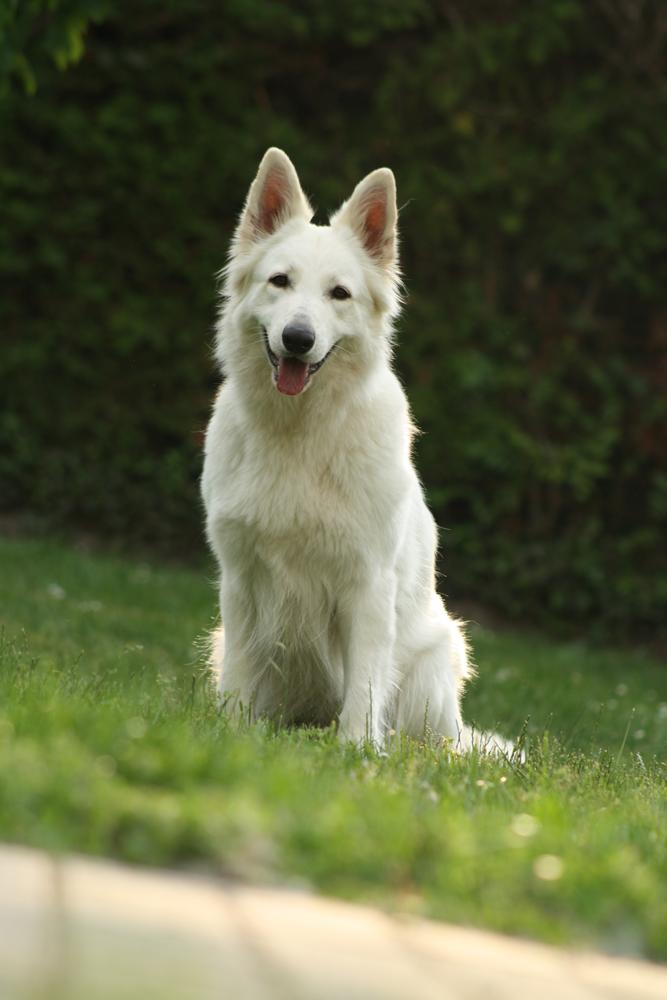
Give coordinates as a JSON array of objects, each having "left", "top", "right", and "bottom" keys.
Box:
[{"left": 263, "top": 331, "right": 336, "bottom": 396}]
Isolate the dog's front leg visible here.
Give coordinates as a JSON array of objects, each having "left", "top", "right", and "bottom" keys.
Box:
[
  {"left": 338, "top": 572, "right": 397, "bottom": 745},
  {"left": 216, "top": 574, "right": 259, "bottom": 718}
]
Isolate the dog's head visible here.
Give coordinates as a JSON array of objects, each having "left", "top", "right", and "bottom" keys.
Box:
[{"left": 218, "top": 148, "right": 401, "bottom": 397}]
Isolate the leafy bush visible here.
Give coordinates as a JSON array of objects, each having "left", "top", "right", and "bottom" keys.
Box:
[
  {"left": 0, "top": 0, "right": 109, "bottom": 94},
  {"left": 1, "top": 0, "right": 665, "bottom": 634}
]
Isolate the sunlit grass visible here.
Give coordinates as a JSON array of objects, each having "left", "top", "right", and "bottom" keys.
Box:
[{"left": 0, "top": 536, "right": 665, "bottom": 958}]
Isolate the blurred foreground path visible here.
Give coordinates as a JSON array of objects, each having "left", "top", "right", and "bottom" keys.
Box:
[{"left": 1, "top": 843, "right": 666, "bottom": 1000}]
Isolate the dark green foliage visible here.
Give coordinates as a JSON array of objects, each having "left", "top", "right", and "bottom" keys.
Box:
[
  {"left": 1, "top": 1, "right": 666, "bottom": 633},
  {"left": 0, "top": 0, "right": 109, "bottom": 94}
]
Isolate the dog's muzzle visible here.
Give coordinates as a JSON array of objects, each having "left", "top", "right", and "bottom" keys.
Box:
[{"left": 262, "top": 329, "right": 337, "bottom": 396}]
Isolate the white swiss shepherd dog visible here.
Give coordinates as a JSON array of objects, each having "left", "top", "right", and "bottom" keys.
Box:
[{"left": 202, "top": 148, "right": 498, "bottom": 750}]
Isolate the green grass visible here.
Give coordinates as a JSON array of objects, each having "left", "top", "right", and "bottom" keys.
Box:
[{"left": 1, "top": 536, "right": 666, "bottom": 958}]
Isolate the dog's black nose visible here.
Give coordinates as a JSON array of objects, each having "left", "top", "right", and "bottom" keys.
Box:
[{"left": 282, "top": 322, "right": 315, "bottom": 355}]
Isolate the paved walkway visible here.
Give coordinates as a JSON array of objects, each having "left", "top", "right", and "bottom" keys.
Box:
[{"left": 1, "top": 844, "right": 666, "bottom": 999}]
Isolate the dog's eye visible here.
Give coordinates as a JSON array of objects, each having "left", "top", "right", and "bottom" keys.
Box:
[
  {"left": 331, "top": 285, "right": 351, "bottom": 301},
  {"left": 269, "top": 273, "right": 289, "bottom": 288}
]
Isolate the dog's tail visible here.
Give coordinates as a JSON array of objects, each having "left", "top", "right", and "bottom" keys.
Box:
[{"left": 458, "top": 724, "right": 516, "bottom": 759}]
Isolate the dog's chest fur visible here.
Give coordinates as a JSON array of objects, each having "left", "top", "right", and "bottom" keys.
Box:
[{"left": 205, "top": 379, "right": 411, "bottom": 600}]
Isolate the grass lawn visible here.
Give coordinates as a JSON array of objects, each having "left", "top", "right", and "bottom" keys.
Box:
[{"left": 1, "top": 535, "right": 666, "bottom": 959}]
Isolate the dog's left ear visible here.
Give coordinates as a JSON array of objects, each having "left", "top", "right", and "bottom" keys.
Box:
[
  {"left": 234, "top": 148, "right": 312, "bottom": 252},
  {"left": 332, "top": 168, "right": 397, "bottom": 270}
]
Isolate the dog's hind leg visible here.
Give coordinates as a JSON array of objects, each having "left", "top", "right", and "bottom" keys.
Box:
[
  {"left": 208, "top": 623, "right": 225, "bottom": 691},
  {"left": 394, "top": 612, "right": 513, "bottom": 755},
  {"left": 394, "top": 610, "right": 470, "bottom": 747}
]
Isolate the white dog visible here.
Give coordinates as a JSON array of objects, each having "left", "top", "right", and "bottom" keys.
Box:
[{"left": 202, "top": 148, "right": 475, "bottom": 747}]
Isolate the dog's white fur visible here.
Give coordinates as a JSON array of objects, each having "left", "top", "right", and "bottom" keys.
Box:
[{"left": 202, "top": 148, "right": 474, "bottom": 746}]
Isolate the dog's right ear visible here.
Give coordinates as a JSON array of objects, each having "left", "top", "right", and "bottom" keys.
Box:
[{"left": 234, "top": 148, "right": 312, "bottom": 252}]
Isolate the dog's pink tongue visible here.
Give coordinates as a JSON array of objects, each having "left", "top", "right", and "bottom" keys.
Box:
[{"left": 276, "top": 357, "right": 309, "bottom": 395}]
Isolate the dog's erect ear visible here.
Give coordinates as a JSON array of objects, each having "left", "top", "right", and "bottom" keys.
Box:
[
  {"left": 235, "top": 148, "right": 312, "bottom": 250},
  {"left": 332, "top": 168, "right": 397, "bottom": 270}
]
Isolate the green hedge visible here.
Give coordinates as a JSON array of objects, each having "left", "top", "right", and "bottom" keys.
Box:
[{"left": 1, "top": 1, "right": 666, "bottom": 634}]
